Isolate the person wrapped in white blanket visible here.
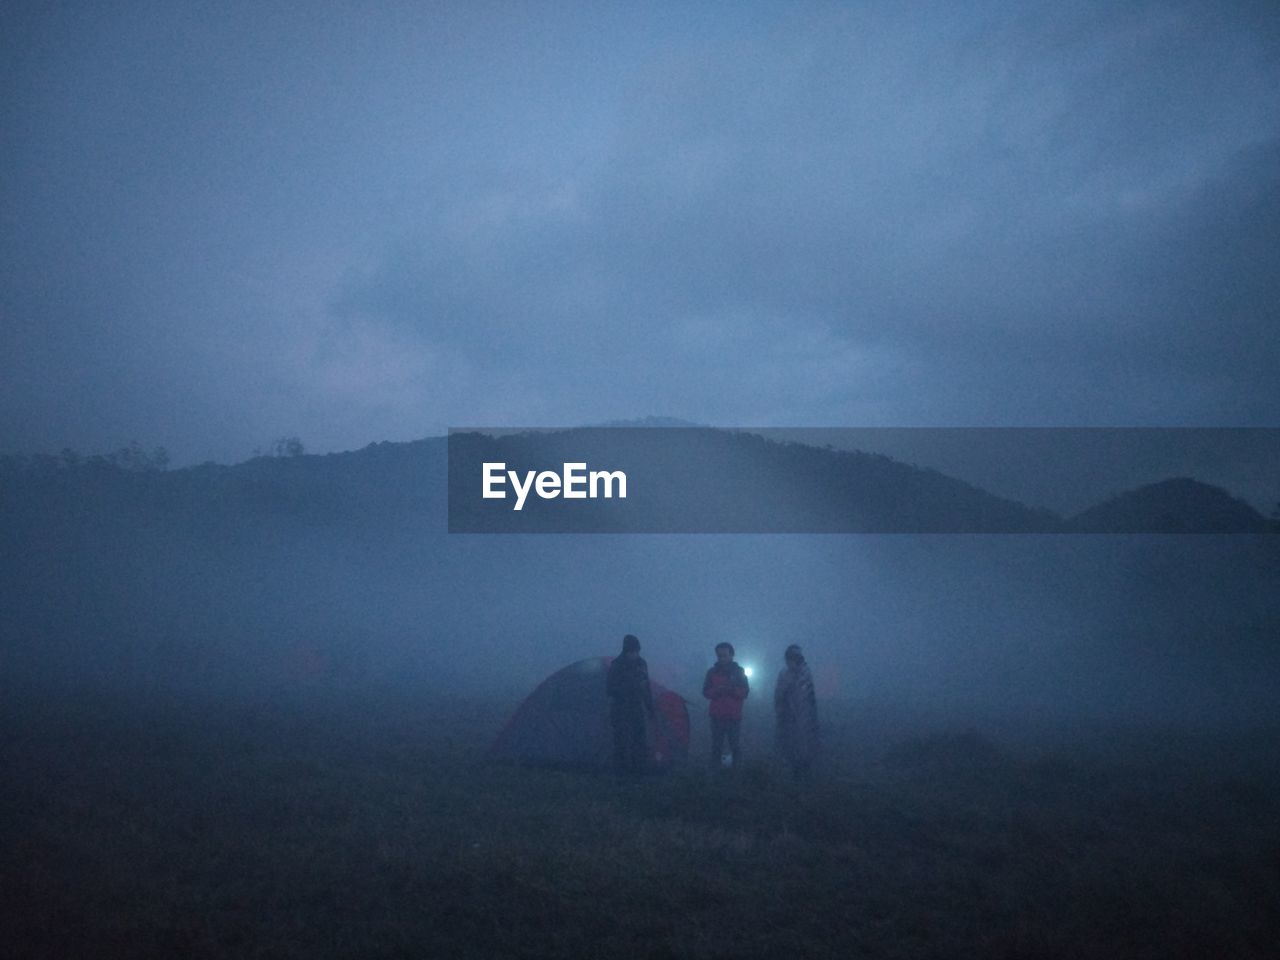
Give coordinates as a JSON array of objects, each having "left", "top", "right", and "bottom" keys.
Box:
[{"left": 774, "top": 644, "right": 819, "bottom": 781}]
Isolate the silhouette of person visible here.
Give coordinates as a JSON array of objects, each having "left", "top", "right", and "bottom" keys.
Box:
[{"left": 606, "top": 634, "right": 655, "bottom": 775}]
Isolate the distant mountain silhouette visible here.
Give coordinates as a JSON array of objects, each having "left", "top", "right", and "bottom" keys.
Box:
[
  {"left": 4, "top": 430, "right": 1273, "bottom": 534},
  {"left": 593, "top": 416, "right": 705, "bottom": 428},
  {"left": 1067, "top": 477, "right": 1268, "bottom": 533}
]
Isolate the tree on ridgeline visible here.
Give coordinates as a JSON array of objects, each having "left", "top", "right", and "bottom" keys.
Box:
[
  {"left": 272, "top": 436, "right": 305, "bottom": 457},
  {"left": 103, "top": 440, "right": 169, "bottom": 472},
  {"left": 0, "top": 442, "right": 168, "bottom": 477}
]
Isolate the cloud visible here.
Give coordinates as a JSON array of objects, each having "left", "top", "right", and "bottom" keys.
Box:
[
  {"left": 2, "top": 1, "right": 1277, "bottom": 462},
  {"left": 326, "top": 2, "right": 1278, "bottom": 432}
]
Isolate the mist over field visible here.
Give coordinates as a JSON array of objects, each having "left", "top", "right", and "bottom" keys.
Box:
[
  {"left": 3, "top": 434, "right": 1276, "bottom": 722},
  {"left": 3, "top": 437, "right": 1280, "bottom": 958},
  {"left": 3, "top": 434, "right": 1278, "bottom": 958}
]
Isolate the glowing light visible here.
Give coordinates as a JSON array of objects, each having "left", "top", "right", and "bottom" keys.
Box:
[{"left": 743, "top": 665, "right": 754, "bottom": 679}]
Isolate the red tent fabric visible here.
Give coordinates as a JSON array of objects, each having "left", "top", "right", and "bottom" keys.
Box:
[{"left": 490, "top": 656, "right": 690, "bottom": 769}]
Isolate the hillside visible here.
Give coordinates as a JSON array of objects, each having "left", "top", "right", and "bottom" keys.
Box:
[{"left": 1067, "top": 477, "right": 1269, "bottom": 533}]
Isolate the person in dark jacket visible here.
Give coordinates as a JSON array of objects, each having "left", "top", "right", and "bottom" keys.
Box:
[
  {"left": 606, "top": 634, "right": 655, "bottom": 775},
  {"left": 774, "top": 644, "right": 819, "bottom": 781},
  {"left": 702, "top": 642, "right": 749, "bottom": 767}
]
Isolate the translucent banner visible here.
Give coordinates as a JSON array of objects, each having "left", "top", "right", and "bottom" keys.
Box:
[{"left": 447, "top": 427, "right": 1279, "bottom": 533}]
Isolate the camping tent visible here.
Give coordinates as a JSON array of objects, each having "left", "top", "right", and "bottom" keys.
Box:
[{"left": 490, "top": 657, "right": 690, "bottom": 769}]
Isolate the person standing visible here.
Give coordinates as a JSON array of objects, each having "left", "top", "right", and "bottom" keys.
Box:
[
  {"left": 774, "top": 644, "right": 819, "bottom": 781},
  {"left": 702, "top": 642, "right": 749, "bottom": 767},
  {"left": 606, "top": 634, "right": 655, "bottom": 775}
]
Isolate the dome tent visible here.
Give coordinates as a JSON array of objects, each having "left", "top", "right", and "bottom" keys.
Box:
[{"left": 490, "top": 657, "right": 690, "bottom": 769}]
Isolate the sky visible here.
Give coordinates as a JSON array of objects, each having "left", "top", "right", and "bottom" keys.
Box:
[{"left": 3, "top": 0, "right": 1279, "bottom": 468}]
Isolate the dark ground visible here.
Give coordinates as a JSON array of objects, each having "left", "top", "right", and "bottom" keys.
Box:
[{"left": 3, "top": 685, "right": 1278, "bottom": 959}]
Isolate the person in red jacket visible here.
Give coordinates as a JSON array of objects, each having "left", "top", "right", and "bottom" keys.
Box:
[{"left": 702, "top": 642, "right": 749, "bottom": 767}]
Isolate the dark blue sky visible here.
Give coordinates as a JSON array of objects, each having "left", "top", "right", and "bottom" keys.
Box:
[{"left": 3, "top": 1, "right": 1278, "bottom": 466}]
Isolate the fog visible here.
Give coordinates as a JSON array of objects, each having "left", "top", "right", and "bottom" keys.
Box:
[
  {"left": 4, "top": 441, "right": 1275, "bottom": 733},
  {"left": 6, "top": 438, "right": 1278, "bottom": 956}
]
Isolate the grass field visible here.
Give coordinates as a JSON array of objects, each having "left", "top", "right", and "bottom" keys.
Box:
[{"left": 3, "top": 686, "right": 1277, "bottom": 959}]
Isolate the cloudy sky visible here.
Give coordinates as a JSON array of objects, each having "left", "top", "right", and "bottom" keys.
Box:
[{"left": 3, "top": 0, "right": 1278, "bottom": 466}]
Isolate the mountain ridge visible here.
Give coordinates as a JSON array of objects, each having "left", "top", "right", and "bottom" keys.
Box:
[{"left": 2, "top": 428, "right": 1271, "bottom": 534}]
